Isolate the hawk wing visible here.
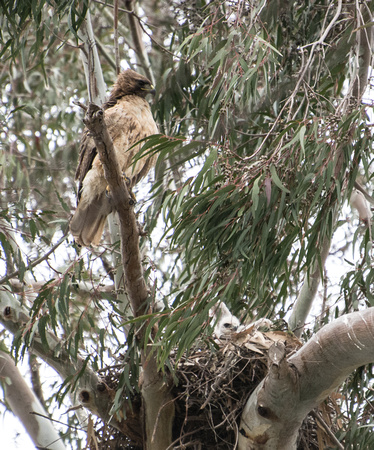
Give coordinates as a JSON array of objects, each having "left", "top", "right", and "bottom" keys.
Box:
[
  {"left": 70, "top": 96, "right": 158, "bottom": 246},
  {"left": 75, "top": 128, "right": 97, "bottom": 199}
]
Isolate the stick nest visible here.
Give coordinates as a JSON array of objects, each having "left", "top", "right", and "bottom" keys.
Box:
[{"left": 90, "top": 328, "right": 342, "bottom": 449}]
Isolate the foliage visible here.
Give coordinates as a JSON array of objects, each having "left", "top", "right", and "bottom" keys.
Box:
[
  {"left": 150, "top": 0, "right": 374, "bottom": 352},
  {"left": 0, "top": 0, "right": 374, "bottom": 448}
]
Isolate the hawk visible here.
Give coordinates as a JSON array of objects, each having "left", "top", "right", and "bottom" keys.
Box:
[{"left": 70, "top": 69, "right": 158, "bottom": 246}]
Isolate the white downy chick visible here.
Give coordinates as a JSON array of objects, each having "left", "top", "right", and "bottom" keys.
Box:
[
  {"left": 210, "top": 302, "right": 240, "bottom": 339},
  {"left": 350, "top": 188, "right": 372, "bottom": 226}
]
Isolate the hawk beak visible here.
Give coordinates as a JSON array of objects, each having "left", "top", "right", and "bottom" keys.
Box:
[{"left": 142, "top": 85, "right": 156, "bottom": 96}]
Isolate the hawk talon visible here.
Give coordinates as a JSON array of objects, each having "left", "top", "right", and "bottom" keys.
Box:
[
  {"left": 105, "top": 175, "right": 130, "bottom": 198},
  {"left": 121, "top": 173, "right": 137, "bottom": 204},
  {"left": 105, "top": 182, "right": 137, "bottom": 205},
  {"left": 122, "top": 174, "right": 131, "bottom": 187}
]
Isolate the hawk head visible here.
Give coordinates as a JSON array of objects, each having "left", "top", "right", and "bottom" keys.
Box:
[{"left": 108, "top": 69, "right": 155, "bottom": 105}]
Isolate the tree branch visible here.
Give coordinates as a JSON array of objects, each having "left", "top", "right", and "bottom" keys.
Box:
[
  {"left": 113, "top": 0, "right": 120, "bottom": 74},
  {"left": 0, "top": 289, "right": 125, "bottom": 433},
  {"left": 82, "top": 102, "right": 174, "bottom": 449},
  {"left": 0, "top": 231, "right": 68, "bottom": 286},
  {"left": 78, "top": 7, "right": 131, "bottom": 327},
  {"left": 82, "top": 104, "right": 148, "bottom": 317},
  {"left": 78, "top": 11, "right": 107, "bottom": 105},
  {"left": 239, "top": 308, "right": 374, "bottom": 450},
  {"left": 124, "top": 0, "right": 155, "bottom": 84},
  {"left": 350, "top": 3, "right": 374, "bottom": 105},
  {"left": 288, "top": 223, "right": 333, "bottom": 336},
  {"left": 290, "top": 308, "right": 374, "bottom": 406},
  {"left": 0, "top": 351, "right": 66, "bottom": 450}
]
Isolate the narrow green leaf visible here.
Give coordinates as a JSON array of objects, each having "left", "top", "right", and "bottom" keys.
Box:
[
  {"left": 251, "top": 177, "right": 261, "bottom": 213},
  {"left": 270, "top": 165, "right": 290, "bottom": 193},
  {"left": 194, "top": 149, "right": 217, "bottom": 195},
  {"left": 299, "top": 125, "right": 306, "bottom": 156},
  {"left": 29, "top": 219, "right": 37, "bottom": 240}
]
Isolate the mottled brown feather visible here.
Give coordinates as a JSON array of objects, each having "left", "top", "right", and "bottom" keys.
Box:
[{"left": 70, "top": 70, "right": 158, "bottom": 246}]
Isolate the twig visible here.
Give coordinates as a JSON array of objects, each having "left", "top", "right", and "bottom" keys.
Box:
[
  {"left": 0, "top": 231, "right": 68, "bottom": 285},
  {"left": 124, "top": 0, "right": 154, "bottom": 84},
  {"left": 30, "top": 411, "right": 85, "bottom": 431},
  {"left": 113, "top": 0, "right": 120, "bottom": 75},
  {"left": 245, "top": 0, "right": 343, "bottom": 161},
  {"left": 73, "top": 100, "right": 88, "bottom": 111},
  {"left": 310, "top": 410, "right": 344, "bottom": 450}
]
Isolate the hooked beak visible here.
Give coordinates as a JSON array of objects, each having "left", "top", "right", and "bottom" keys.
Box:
[
  {"left": 149, "top": 85, "right": 156, "bottom": 96},
  {"left": 142, "top": 84, "right": 156, "bottom": 96}
]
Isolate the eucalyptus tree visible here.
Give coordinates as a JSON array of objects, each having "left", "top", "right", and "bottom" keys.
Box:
[{"left": 1, "top": 1, "right": 374, "bottom": 449}]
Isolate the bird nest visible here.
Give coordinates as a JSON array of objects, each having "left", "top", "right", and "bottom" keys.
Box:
[{"left": 89, "top": 328, "right": 343, "bottom": 449}]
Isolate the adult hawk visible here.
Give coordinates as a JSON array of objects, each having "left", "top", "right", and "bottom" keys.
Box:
[{"left": 70, "top": 69, "right": 158, "bottom": 246}]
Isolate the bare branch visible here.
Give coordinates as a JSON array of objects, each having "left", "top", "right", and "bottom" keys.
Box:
[
  {"left": 124, "top": 0, "right": 155, "bottom": 84},
  {"left": 0, "top": 231, "right": 69, "bottom": 286},
  {"left": 113, "top": 0, "right": 120, "bottom": 75},
  {"left": 288, "top": 230, "right": 332, "bottom": 336},
  {"left": 0, "top": 351, "right": 66, "bottom": 450},
  {"left": 72, "top": 100, "right": 88, "bottom": 111}
]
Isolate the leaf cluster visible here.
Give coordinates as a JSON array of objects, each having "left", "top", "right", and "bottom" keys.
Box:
[
  {"left": 148, "top": 0, "right": 374, "bottom": 358},
  {"left": 0, "top": 0, "right": 88, "bottom": 61}
]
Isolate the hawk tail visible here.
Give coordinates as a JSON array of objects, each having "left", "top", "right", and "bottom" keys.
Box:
[{"left": 70, "top": 194, "right": 112, "bottom": 247}]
